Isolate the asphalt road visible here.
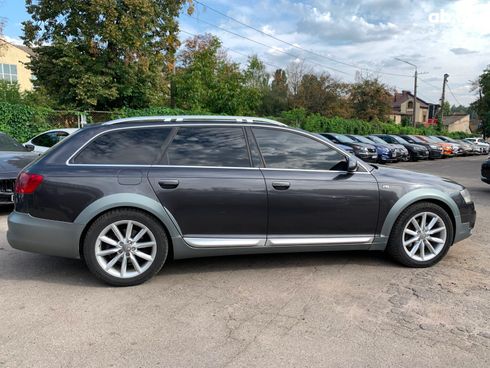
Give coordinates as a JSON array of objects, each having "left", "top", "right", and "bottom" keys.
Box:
[{"left": 0, "top": 156, "right": 489, "bottom": 368}]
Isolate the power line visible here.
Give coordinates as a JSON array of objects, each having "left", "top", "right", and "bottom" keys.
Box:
[
  {"left": 188, "top": 15, "right": 352, "bottom": 76},
  {"left": 180, "top": 29, "right": 283, "bottom": 70},
  {"left": 193, "top": 0, "right": 413, "bottom": 78},
  {"left": 446, "top": 83, "right": 464, "bottom": 106}
]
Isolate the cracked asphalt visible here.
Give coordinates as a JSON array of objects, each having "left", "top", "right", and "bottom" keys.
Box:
[{"left": 0, "top": 155, "right": 489, "bottom": 367}]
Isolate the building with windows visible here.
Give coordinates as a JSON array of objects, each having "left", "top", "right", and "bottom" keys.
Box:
[
  {"left": 0, "top": 39, "right": 34, "bottom": 91},
  {"left": 389, "top": 90, "right": 430, "bottom": 125}
]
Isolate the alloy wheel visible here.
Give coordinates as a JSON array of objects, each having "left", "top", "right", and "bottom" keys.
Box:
[
  {"left": 402, "top": 211, "right": 447, "bottom": 262},
  {"left": 95, "top": 220, "right": 157, "bottom": 279}
]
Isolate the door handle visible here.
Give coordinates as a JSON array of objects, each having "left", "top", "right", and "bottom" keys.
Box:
[
  {"left": 158, "top": 179, "right": 179, "bottom": 189},
  {"left": 272, "top": 181, "right": 290, "bottom": 190}
]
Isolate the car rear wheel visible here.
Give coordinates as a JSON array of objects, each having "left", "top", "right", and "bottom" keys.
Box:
[
  {"left": 83, "top": 209, "right": 168, "bottom": 286},
  {"left": 387, "top": 202, "right": 454, "bottom": 267}
]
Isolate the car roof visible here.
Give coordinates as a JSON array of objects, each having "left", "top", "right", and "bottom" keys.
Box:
[{"left": 38, "top": 128, "right": 78, "bottom": 134}]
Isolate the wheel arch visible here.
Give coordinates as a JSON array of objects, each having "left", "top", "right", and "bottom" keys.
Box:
[
  {"left": 380, "top": 189, "right": 459, "bottom": 243},
  {"left": 74, "top": 194, "right": 182, "bottom": 259}
]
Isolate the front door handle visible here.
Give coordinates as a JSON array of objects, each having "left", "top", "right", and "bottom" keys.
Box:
[
  {"left": 272, "top": 181, "right": 290, "bottom": 190},
  {"left": 158, "top": 179, "right": 179, "bottom": 189}
]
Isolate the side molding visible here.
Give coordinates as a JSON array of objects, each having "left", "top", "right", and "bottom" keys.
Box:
[{"left": 74, "top": 193, "right": 182, "bottom": 238}]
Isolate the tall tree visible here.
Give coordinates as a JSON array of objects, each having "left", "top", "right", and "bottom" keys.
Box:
[
  {"left": 349, "top": 78, "right": 392, "bottom": 121},
  {"left": 244, "top": 55, "right": 270, "bottom": 115},
  {"left": 262, "top": 69, "right": 288, "bottom": 115},
  {"left": 173, "top": 34, "right": 260, "bottom": 115},
  {"left": 471, "top": 66, "right": 490, "bottom": 138},
  {"left": 23, "top": 0, "right": 193, "bottom": 110}
]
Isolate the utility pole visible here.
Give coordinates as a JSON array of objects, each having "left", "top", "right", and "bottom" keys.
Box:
[
  {"left": 395, "top": 58, "right": 419, "bottom": 126},
  {"left": 440, "top": 73, "right": 449, "bottom": 127}
]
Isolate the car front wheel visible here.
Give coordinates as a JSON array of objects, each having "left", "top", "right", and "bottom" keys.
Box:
[
  {"left": 387, "top": 202, "right": 454, "bottom": 267},
  {"left": 83, "top": 209, "right": 168, "bottom": 286}
]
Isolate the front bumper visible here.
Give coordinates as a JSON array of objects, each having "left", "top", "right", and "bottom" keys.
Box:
[
  {"left": 7, "top": 211, "right": 83, "bottom": 259},
  {"left": 429, "top": 149, "right": 443, "bottom": 159},
  {"left": 357, "top": 152, "right": 378, "bottom": 162}
]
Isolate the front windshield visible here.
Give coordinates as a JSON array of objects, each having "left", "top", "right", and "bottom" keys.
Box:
[
  {"left": 333, "top": 134, "right": 355, "bottom": 144},
  {"left": 353, "top": 135, "right": 374, "bottom": 144},
  {"left": 429, "top": 136, "right": 444, "bottom": 143},
  {"left": 0, "top": 133, "right": 27, "bottom": 152},
  {"left": 392, "top": 135, "right": 410, "bottom": 144},
  {"left": 409, "top": 136, "right": 425, "bottom": 144}
]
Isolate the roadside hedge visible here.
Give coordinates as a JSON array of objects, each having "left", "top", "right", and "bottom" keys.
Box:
[
  {"left": 0, "top": 102, "right": 58, "bottom": 142},
  {"left": 0, "top": 102, "right": 477, "bottom": 142}
]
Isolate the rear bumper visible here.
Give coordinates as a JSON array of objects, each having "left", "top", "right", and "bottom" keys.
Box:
[{"left": 7, "top": 211, "right": 83, "bottom": 259}]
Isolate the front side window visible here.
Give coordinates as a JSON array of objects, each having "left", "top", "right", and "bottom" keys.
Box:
[
  {"left": 73, "top": 128, "right": 171, "bottom": 165},
  {"left": 162, "top": 127, "right": 250, "bottom": 167},
  {"left": 252, "top": 128, "right": 346, "bottom": 171}
]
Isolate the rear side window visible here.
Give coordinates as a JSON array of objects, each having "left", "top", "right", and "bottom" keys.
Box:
[
  {"left": 161, "top": 127, "right": 250, "bottom": 167},
  {"left": 252, "top": 127, "right": 346, "bottom": 171},
  {"left": 73, "top": 128, "right": 171, "bottom": 165}
]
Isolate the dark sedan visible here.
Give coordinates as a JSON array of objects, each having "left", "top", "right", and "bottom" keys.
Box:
[
  {"left": 0, "top": 133, "right": 39, "bottom": 204},
  {"left": 321, "top": 133, "right": 378, "bottom": 162},
  {"left": 373, "top": 134, "right": 429, "bottom": 161},
  {"left": 398, "top": 135, "right": 443, "bottom": 160},
  {"left": 482, "top": 159, "right": 490, "bottom": 184},
  {"left": 346, "top": 134, "right": 397, "bottom": 164}
]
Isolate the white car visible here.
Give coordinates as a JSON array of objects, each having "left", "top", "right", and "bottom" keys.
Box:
[
  {"left": 24, "top": 128, "right": 78, "bottom": 154},
  {"left": 464, "top": 138, "right": 490, "bottom": 154}
]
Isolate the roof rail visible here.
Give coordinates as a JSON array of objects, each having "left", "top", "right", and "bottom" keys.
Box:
[{"left": 102, "top": 115, "right": 288, "bottom": 127}]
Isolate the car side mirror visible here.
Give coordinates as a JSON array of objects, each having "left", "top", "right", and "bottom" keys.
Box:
[
  {"left": 347, "top": 156, "right": 358, "bottom": 172},
  {"left": 25, "top": 144, "right": 35, "bottom": 152}
]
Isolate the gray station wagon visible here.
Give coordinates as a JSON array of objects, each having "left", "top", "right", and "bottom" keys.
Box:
[{"left": 8, "top": 116, "right": 476, "bottom": 286}]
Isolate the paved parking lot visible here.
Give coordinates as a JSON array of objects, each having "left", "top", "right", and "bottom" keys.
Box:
[{"left": 0, "top": 156, "right": 489, "bottom": 368}]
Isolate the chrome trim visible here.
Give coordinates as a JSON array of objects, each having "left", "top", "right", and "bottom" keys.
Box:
[
  {"left": 65, "top": 122, "right": 371, "bottom": 173},
  {"left": 267, "top": 236, "right": 374, "bottom": 246},
  {"left": 184, "top": 237, "right": 267, "bottom": 248}
]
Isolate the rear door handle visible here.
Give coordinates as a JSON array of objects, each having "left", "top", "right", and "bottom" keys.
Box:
[
  {"left": 272, "top": 181, "right": 290, "bottom": 190},
  {"left": 158, "top": 179, "right": 179, "bottom": 189}
]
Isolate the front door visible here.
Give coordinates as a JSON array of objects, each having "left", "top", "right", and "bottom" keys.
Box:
[
  {"left": 251, "top": 127, "right": 379, "bottom": 246},
  {"left": 148, "top": 125, "right": 267, "bottom": 247}
]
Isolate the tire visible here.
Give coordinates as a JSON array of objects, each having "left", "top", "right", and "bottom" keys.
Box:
[
  {"left": 83, "top": 208, "right": 168, "bottom": 286},
  {"left": 386, "top": 202, "right": 454, "bottom": 268}
]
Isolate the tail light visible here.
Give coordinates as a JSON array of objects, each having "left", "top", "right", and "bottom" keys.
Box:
[{"left": 15, "top": 172, "right": 44, "bottom": 194}]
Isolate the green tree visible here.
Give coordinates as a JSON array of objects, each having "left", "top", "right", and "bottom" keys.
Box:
[
  {"left": 174, "top": 34, "right": 260, "bottom": 115},
  {"left": 23, "top": 0, "right": 193, "bottom": 110},
  {"left": 471, "top": 65, "right": 490, "bottom": 138},
  {"left": 349, "top": 78, "right": 392, "bottom": 121}
]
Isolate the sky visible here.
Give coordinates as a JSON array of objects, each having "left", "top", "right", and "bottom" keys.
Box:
[{"left": 1, "top": 0, "right": 490, "bottom": 106}]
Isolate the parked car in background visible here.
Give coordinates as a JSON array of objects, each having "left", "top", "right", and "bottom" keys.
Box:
[
  {"left": 315, "top": 134, "right": 355, "bottom": 155},
  {"left": 431, "top": 136, "right": 464, "bottom": 156},
  {"left": 345, "top": 134, "right": 397, "bottom": 164},
  {"left": 416, "top": 135, "right": 454, "bottom": 158},
  {"left": 0, "top": 133, "right": 39, "bottom": 204},
  {"left": 457, "top": 139, "right": 481, "bottom": 155},
  {"left": 482, "top": 158, "right": 490, "bottom": 184},
  {"left": 7, "top": 116, "right": 476, "bottom": 286},
  {"left": 464, "top": 138, "right": 490, "bottom": 154},
  {"left": 366, "top": 135, "right": 410, "bottom": 161},
  {"left": 24, "top": 128, "right": 78, "bottom": 154},
  {"left": 373, "top": 134, "right": 429, "bottom": 161},
  {"left": 321, "top": 133, "right": 378, "bottom": 162},
  {"left": 398, "top": 135, "right": 443, "bottom": 160}
]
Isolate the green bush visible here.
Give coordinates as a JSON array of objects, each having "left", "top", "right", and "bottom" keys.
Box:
[{"left": 0, "top": 102, "right": 59, "bottom": 142}]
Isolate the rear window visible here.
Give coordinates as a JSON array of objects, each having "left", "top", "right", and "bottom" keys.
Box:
[{"left": 73, "top": 128, "right": 171, "bottom": 165}]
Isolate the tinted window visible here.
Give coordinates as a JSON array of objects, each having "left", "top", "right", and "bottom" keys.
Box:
[
  {"left": 253, "top": 128, "right": 346, "bottom": 170},
  {"left": 74, "top": 128, "right": 171, "bottom": 165},
  {"left": 0, "top": 133, "right": 27, "bottom": 152},
  {"left": 162, "top": 127, "right": 250, "bottom": 167},
  {"left": 32, "top": 131, "right": 69, "bottom": 147}
]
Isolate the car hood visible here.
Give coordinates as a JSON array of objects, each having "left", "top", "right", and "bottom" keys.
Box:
[
  {"left": 0, "top": 151, "right": 39, "bottom": 179},
  {"left": 371, "top": 166, "right": 463, "bottom": 193}
]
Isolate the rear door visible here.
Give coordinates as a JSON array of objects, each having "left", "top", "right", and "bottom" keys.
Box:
[
  {"left": 251, "top": 127, "right": 379, "bottom": 246},
  {"left": 148, "top": 125, "right": 267, "bottom": 247}
]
